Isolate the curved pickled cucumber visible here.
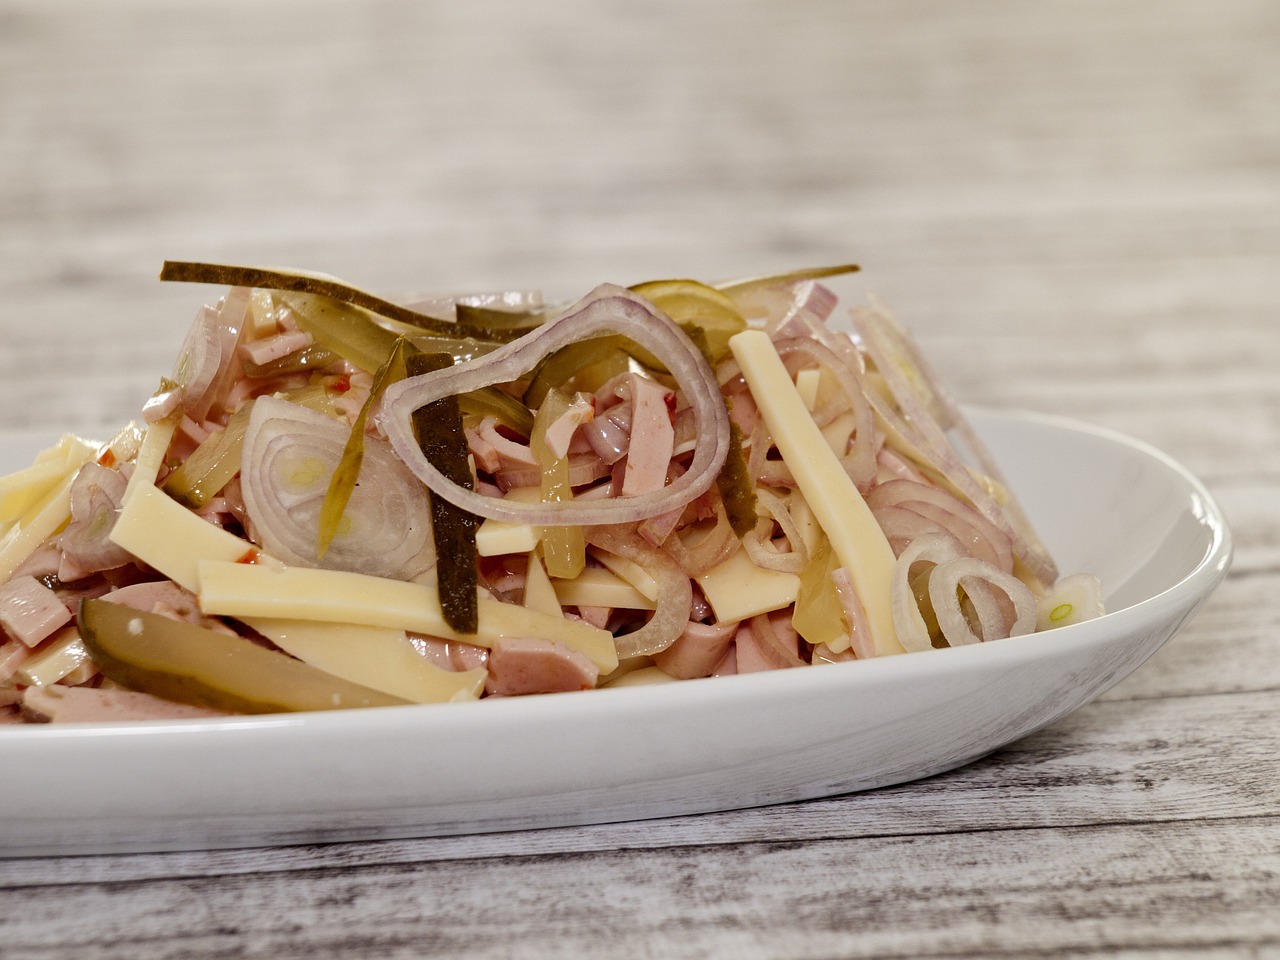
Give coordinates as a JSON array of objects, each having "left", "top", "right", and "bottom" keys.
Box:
[{"left": 78, "top": 598, "right": 411, "bottom": 714}]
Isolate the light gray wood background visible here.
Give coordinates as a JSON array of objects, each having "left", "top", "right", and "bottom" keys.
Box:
[{"left": 1, "top": 0, "right": 1277, "bottom": 956}]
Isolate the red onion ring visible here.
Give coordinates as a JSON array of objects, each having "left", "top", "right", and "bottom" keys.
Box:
[
  {"left": 584, "top": 525, "right": 691, "bottom": 658},
  {"left": 379, "top": 284, "right": 730, "bottom": 527}
]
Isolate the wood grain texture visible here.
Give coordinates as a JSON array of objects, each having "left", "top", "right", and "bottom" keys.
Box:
[{"left": 0, "top": 0, "right": 1277, "bottom": 956}]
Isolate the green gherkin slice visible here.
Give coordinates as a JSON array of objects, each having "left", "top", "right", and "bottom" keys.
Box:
[
  {"left": 160, "top": 261, "right": 533, "bottom": 344},
  {"left": 408, "top": 351, "right": 479, "bottom": 635},
  {"left": 317, "top": 338, "right": 411, "bottom": 558},
  {"left": 713, "top": 263, "right": 861, "bottom": 297},
  {"left": 78, "top": 599, "right": 410, "bottom": 714}
]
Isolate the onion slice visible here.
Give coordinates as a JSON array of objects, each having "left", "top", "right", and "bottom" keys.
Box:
[
  {"left": 585, "top": 525, "right": 691, "bottom": 659},
  {"left": 379, "top": 284, "right": 731, "bottom": 527},
  {"left": 928, "top": 557, "right": 1038, "bottom": 646},
  {"left": 239, "top": 396, "right": 434, "bottom": 580}
]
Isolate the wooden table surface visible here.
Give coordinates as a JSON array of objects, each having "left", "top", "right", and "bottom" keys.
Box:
[{"left": 1, "top": 1, "right": 1277, "bottom": 956}]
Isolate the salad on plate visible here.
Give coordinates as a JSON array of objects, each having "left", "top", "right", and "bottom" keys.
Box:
[{"left": 0, "top": 262, "right": 1103, "bottom": 723}]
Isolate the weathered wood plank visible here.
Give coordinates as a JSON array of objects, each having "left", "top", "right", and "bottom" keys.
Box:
[{"left": 2, "top": 817, "right": 1277, "bottom": 959}]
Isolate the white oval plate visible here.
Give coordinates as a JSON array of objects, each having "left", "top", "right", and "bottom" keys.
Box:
[{"left": 0, "top": 409, "right": 1231, "bottom": 856}]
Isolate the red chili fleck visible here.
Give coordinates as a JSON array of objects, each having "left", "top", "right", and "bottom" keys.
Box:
[
  {"left": 236, "top": 549, "right": 262, "bottom": 565},
  {"left": 329, "top": 374, "right": 352, "bottom": 394},
  {"left": 97, "top": 449, "right": 117, "bottom": 467}
]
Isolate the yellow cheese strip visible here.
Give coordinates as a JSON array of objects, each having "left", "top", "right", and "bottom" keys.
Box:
[
  {"left": 729, "top": 330, "right": 904, "bottom": 656},
  {"left": 476, "top": 518, "right": 539, "bottom": 557},
  {"left": 123, "top": 415, "right": 180, "bottom": 502},
  {"left": 15, "top": 630, "right": 91, "bottom": 687},
  {"left": 110, "top": 484, "right": 271, "bottom": 591},
  {"left": 196, "top": 561, "right": 619, "bottom": 673},
  {"left": 0, "top": 435, "right": 96, "bottom": 524},
  {"left": 522, "top": 550, "right": 564, "bottom": 618},
  {"left": 592, "top": 551, "right": 660, "bottom": 601},
  {"left": 475, "top": 487, "right": 542, "bottom": 556},
  {"left": 249, "top": 618, "right": 486, "bottom": 704},
  {"left": 0, "top": 472, "right": 79, "bottom": 583},
  {"left": 795, "top": 368, "right": 822, "bottom": 410},
  {"left": 695, "top": 545, "right": 800, "bottom": 623},
  {"left": 553, "top": 566, "right": 657, "bottom": 611}
]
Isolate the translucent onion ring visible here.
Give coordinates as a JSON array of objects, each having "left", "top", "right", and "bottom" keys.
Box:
[
  {"left": 928, "top": 556, "right": 1038, "bottom": 646},
  {"left": 890, "top": 532, "right": 964, "bottom": 653},
  {"left": 380, "top": 284, "right": 731, "bottom": 527}
]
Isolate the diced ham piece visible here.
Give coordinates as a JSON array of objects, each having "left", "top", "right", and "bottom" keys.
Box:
[
  {"left": 21, "top": 685, "right": 229, "bottom": 723},
  {"left": 0, "top": 576, "right": 73, "bottom": 648},
  {"left": 101, "top": 580, "right": 231, "bottom": 632},
  {"left": 652, "top": 620, "right": 739, "bottom": 680},
  {"left": 240, "top": 330, "right": 313, "bottom": 368},
  {"left": 141, "top": 385, "right": 184, "bottom": 423},
  {"left": 621, "top": 374, "right": 675, "bottom": 497},
  {"left": 467, "top": 416, "right": 538, "bottom": 474},
  {"left": 0, "top": 639, "right": 32, "bottom": 683},
  {"left": 542, "top": 393, "right": 595, "bottom": 460},
  {"left": 485, "top": 637, "right": 599, "bottom": 696}
]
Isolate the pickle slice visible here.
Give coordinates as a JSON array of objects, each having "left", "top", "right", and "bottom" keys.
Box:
[
  {"left": 629, "top": 279, "right": 747, "bottom": 363},
  {"left": 78, "top": 599, "right": 411, "bottom": 714}
]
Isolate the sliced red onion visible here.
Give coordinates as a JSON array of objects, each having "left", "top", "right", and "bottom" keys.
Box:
[
  {"left": 928, "top": 557, "right": 1038, "bottom": 646},
  {"left": 240, "top": 395, "right": 434, "bottom": 580},
  {"left": 850, "top": 302, "right": 1058, "bottom": 585},
  {"left": 742, "top": 487, "right": 807, "bottom": 574},
  {"left": 585, "top": 525, "right": 691, "bottom": 658},
  {"left": 492, "top": 454, "right": 611, "bottom": 492},
  {"left": 57, "top": 463, "right": 133, "bottom": 578},
  {"left": 662, "top": 493, "right": 740, "bottom": 577},
  {"left": 379, "top": 284, "right": 730, "bottom": 527},
  {"left": 831, "top": 566, "right": 876, "bottom": 660},
  {"left": 775, "top": 336, "right": 878, "bottom": 492},
  {"left": 581, "top": 409, "right": 631, "bottom": 465},
  {"left": 748, "top": 612, "right": 807, "bottom": 670},
  {"left": 867, "top": 478, "right": 1013, "bottom": 572},
  {"left": 891, "top": 532, "right": 964, "bottom": 653},
  {"left": 173, "top": 289, "right": 250, "bottom": 423}
]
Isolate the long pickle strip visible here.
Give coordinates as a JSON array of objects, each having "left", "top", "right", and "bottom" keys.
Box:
[
  {"left": 715, "top": 419, "right": 757, "bottom": 539},
  {"left": 163, "top": 400, "right": 256, "bottom": 507},
  {"left": 161, "top": 261, "right": 536, "bottom": 343},
  {"left": 713, "top": 263, "right": 861, "bottom": 297},
  {"left": 317, "top": 338, "right": 410, "bottom": 558},
  {"left": 78, "top": 599, "right": 409, "bottom": 713},
  {"left": 629, "top": 279, "right": 747, "bottom": 364},
  {"left": 458, "top": 387, "right": 535, "bottom": 438},
  {"left": 531, "top": 388, "right": 587, "bottom": 579},
  {"left": 455, "top": 303, "right": 548, "bottom": 339},
  {"left": 523, "top": 335, "right": 628, "bottom": 408},
  {"left": 408, "top": 351, "right": 479, "bottom": 634}
]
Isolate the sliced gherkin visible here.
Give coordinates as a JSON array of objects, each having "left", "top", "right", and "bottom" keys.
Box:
[
  {"left": 630, "top": 278, "right": 747, "bottom": 364},
  {"left": 78, "top": 599, "right": 410, "bottom": 714},
  {"left": 408, "top": 351, "right": 479, "bottom": 634}
]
